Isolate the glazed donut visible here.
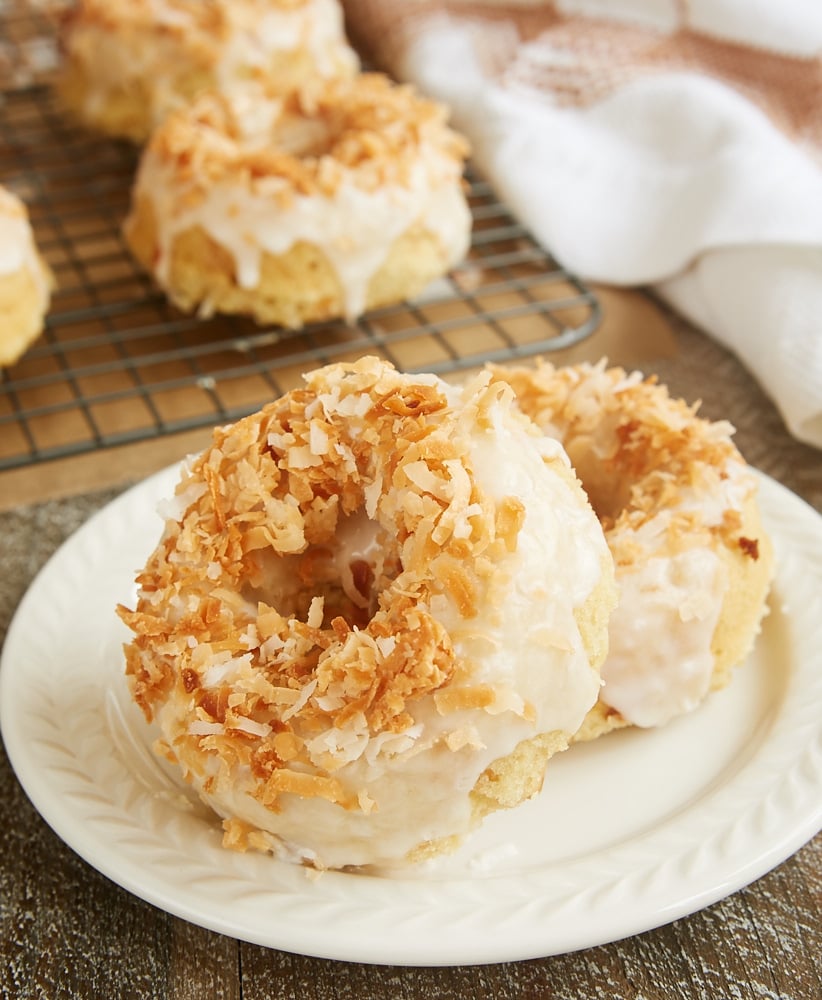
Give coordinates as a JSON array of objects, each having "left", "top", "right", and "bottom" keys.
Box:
[
  {"left": 118, "top": 357, "right": 616, "bottom": 870},
  {"left": 124, "top": 74, "right": 472, "bottom": 328},
  {"left": 59, "top": 0, "right": 359, "bottom": 143},
  {"left": 490, "top": 360, "right": 774, "bottom": 737},
  {"left": 0, "top": 186, "right": 52, "bottom": 368}
]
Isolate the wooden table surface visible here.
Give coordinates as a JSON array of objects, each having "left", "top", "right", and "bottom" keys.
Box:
[{"left": 1, "top": 309, "right": 820, "bottom": 999}]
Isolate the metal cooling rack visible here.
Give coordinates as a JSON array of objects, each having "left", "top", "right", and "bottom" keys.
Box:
[{"left": 0, "top": 11, "right": 599, "bottom": 474}]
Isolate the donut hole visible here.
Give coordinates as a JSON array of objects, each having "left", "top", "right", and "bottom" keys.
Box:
[
  {"left": 268, "top": 113, "right": 334, "bottom": 159},
  {"left": 564, "top": 441, "right": 635, "bottom": 523},
  {"left": 242, "top": 511, "right": 402, "bottom": 630}
]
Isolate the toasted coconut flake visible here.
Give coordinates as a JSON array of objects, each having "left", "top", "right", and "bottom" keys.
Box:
[
  {"left": 262, "top": 768, "right": 351, "bottom": 808},
  {"left": 434, "top": 685, "right": 497, "bottom": 715},
  {"left": 142, "top": 73, "right": 468, "bottom": 199}
]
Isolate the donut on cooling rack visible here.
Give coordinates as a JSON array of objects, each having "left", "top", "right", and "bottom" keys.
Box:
[
  {"left": 489, "top": 360, "right": 774, "bottom": 738},
  {"left": 58, "top": 0, "right": 359, "bottom": 143},
  {"left": 117, "top": 357, "right": 617, "bottom": 871},
  {"left": 123, "top": 74, "right": 473, "bottom": 328},
  {"left": 0, "top": 185, "right": 52, "bottom": 368}
]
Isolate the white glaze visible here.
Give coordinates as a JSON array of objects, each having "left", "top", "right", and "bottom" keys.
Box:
[
  {"left": 218, "top": 0, "right": 358, "bottom": 82},
  {"left": 600, "top": 459, "right": 754, "bottom": 727},
  {"left": 601, "top": 548, "right": 726, "bottom": 728},
  {"left": 435, "top": 390, "right": 606, "bottom": 739},
  {"left": 0, "top": 213, "right": 33, "bottom": 276},
  {"left": 133, "top": 147, "right": 471, "bottom": 320},
  {"left": 0, "top": 190, "right": 50, "bottom": 304}
]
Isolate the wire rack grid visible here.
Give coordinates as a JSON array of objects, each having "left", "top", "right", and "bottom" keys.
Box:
[{"left": 0, "top": 16, "right": 600, "bottom": 475}]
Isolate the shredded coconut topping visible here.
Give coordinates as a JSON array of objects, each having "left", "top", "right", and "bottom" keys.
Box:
[
  {"left": 142, "top": 73, "right": 469, "bottom": 196},
  {"left": 490, "top": 359, "right": 756, "bottom": 564}
]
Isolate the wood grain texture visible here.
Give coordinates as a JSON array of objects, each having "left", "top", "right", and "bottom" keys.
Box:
[{"left": 1, "top": 314, "right": 820, "bottom": 1000}]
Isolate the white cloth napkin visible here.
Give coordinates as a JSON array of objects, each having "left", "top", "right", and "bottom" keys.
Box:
[{"left": 343, "top": 0, "right": 822, "bottom": 448}]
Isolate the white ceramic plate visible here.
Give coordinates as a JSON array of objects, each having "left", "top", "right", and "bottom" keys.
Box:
[{"left": 2, "top": 467, "right": 821, "bottom": 967}]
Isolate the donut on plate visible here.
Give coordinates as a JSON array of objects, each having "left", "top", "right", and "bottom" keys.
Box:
[
  {"left": 59, "top": 0, "right": 359, "bottom": 143},
  {"left": 118, "top": 357, "right": 617, "bottom": 871},
  {"left": 490, "top": 360, "right": 774, "bottom": 738},
  {"left": 124, "top": 73, "right": 472, "bottom": 328},
  {"left": 0, "top": 186, "right": 52, "bottom": 368}
]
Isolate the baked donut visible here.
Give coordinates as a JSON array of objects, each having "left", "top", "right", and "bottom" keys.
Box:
[
  {"left": 0, "top": 186, "right": 52, "bottom": 368},
  {"left": 490, "top": 360, "right": 774, "bottom": 738},
  {"left": 118, "top": 357, "right": 616, "bottom": 870},
  {"left": 59, "top": 0, "right": 359, "bottom": 143},
  {"left": 123, "top": 73, "right": 472, "bottom": 327}
]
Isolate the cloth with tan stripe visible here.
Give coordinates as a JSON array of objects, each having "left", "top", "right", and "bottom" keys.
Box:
[{"left": 343, "top": 0, "right": 822, "bottom": 448}]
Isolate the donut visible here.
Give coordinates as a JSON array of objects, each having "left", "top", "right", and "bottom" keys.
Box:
[
  {"left": 0, "top": 186, "right": 52, "bottom": 368},
  {"left": 59, "top": 0, "right": 359, "bottom": 143},
  {"left": 117, "top": 357, "right": 617, "bottom": 870},
  {"left": 489, "top": 360, "right": 774, "bottom": 738},
  {"left": 124, "top": 74, "right": 472, "bottom": 328}
]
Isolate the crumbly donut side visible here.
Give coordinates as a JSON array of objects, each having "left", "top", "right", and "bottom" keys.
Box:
[
  {"left": 127, "top": 199, "right": 467, "bottom": 327},
  {"left": 0, "top": 187, "right": 52, "bottom": 367},
  {"left": 708, "top": 491, "right": 774, "bottom": 691},
  {"left": 59, "top": 0, "right": 359, "bottom": 142},
  {"left": 118, "top": 358, "right": 613, "bottom": 869},
  {"left": 58, "top": 54, "right": 214, "bottom": 144},
  {"left": 471, "top": 730, "right": 572, "bottom": 817},
  {"left": 489, "top": 359, "right": 774, "bottom": 735},
  {"left": 124, "top": 76, "right": 471, "bottom": 324}
]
